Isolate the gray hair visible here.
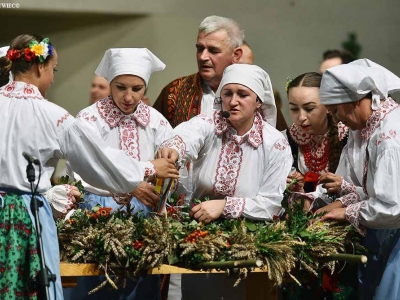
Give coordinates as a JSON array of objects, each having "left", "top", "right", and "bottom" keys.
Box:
[{"left": 198, "top": 15, "right": 245, "bottom": 49}]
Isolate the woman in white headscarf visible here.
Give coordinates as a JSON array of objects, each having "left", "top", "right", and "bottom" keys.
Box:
[
  {"left": 73, "top": 48, "right": 175, "bottom": 215},
  {"left": 64, "top": 48, "right": 176, "bottom": 300},
  {"left": 159, "top": 63, "right": 292, "bottom": 222},
  {"left": 310, "top": 59, "right": 400, "bottom": 300},
  {"left": 158, "top": 63, "right": 292, "bottom": 299}
]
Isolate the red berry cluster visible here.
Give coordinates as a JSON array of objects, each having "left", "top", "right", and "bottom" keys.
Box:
[
  {"left": 132, "top": 240, "right": 144, "bottom": 250},
  {"left": 166, "top": 206, "right": 180, "bottom": 220},
  {"left": 184, "top": 230, "right": 208, "bottom": 243},
  {"left": 166, "top": 206, "right": 178, "bottom": 215}
]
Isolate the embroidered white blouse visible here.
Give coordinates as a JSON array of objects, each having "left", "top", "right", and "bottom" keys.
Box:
[
  {"left": 161, "top": 111, "right": 293, "bottom": 220},
  {"left": 305, "top": 98, "right": 400, "bottom": 233},
  {"left": 75, "top": 97, "right": 173, "bottom": 197},
  {"left": 0, "top": 81, "right": 146, "bottom": 194}
]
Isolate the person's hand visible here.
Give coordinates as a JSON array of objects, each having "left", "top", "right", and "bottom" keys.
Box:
[
  {"left": 302, "top": 198, "right": 311, "bottom": 212},
  {"left": 151, "top": 158, "right": 180, "bottom": 179},
  {"left": 156, "top": 147, "right": 179, "bottom": 162},
  {"left": 287, "top": 171, "right": 304, "bottom": 192},
  {"left": 69, "top": 185, "right": 81, "bottom": 202},
  {"left": 318, "top": 172, "right": 342, "bottom": 194},
  {"left": 314, "top": 200, "right": 343, "bottom": 215},
  {"left": 131, "top": 181, "right": 160, "bottom": 208},
  {"left": 320, "top": 208, "right": 347, "bottom": 222},
  {"left": 189, "top": 200, "right": 227, "bottom": 223}
]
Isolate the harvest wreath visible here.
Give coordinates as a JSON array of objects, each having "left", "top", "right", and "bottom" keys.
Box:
[{"left": 56, "top": 186, "right": 365, "bottom": 294}]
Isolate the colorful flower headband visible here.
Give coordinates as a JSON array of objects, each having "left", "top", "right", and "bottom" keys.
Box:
[
  {"left": 6, "top": 38, "right": 54, "bottom": 63},
  {"left": 285, "top": 77, "right": 293, "bottom": 92}
]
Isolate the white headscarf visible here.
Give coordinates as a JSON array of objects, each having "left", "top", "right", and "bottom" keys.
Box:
[
  {"left": 351, "top": 58, "right": 400, "bottom": 96},
  {"left": 215, "top": 64, "right": 277, "bottom": 127},
  {"left": 95, "top": 48, "right": 165, "bottom": 87},
  {"left": 320, "top": 58, "right": 400, "bottom": 110}
]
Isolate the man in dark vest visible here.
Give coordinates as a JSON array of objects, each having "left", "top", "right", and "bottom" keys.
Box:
[{"left": 154, "top": 15, "right": 287, "bottom": 130}]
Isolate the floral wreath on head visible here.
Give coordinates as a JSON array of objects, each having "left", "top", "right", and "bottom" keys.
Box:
[
  {"left": 6, "top": 38, "right": 54, "bottom": 63},
  {"left": 285, "top": 77, "right": 293, "bottom": 92}
]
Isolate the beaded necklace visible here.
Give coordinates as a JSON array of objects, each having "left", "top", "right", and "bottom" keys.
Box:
[{"left": 300, "top": 139, "right": 330, "bottom": 172}]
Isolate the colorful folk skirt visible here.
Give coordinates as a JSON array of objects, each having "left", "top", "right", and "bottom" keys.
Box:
[{"left": 0, "top": 191, "right": 62, "bottom": 300}]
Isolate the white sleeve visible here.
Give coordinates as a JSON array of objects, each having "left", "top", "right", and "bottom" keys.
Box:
[
  {"left": 357, "top": 148, "right": 400, "bottom": 229},
  {"left": 243, "top": 141, "right": 293, "bottom": 220},
  {"left": 42, "top": 184, "right": 74, "bottom": 218},
  {"left": 160, "top": 115, "right": 213, "bottom": 162},
  {"left": 59, "top": 118, "right": 145, "bottom": 194},
  {"left": 154, "top": 116, "right": 174, "bottom": 150}
]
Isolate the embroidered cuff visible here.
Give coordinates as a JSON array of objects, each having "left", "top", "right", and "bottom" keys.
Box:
[
  {"left": 222, "top": 197, "right": 246, "bottom": 219},
  {"left": 159, "top": 135, "right": 186, "bottom": 160},
  {"left": 141, "top": 161, "right": 156, "bottom": 179},
  {"left": 111, "top": 192, "right": 132, "bottom": 205},
  {"left": 339, "top": 178, "right": 356, "bottom": 196},
  {"left": 43, "top": 184, "right": 75, "bottom": 218},
  {"left": 289, "top": 192, "right": 315, "bottom": 212},
  {"left": 336, "top": 192, "right": 360, "bottom": 207},
  {"left": 345, "top": 202, "right": 366, "bottom": 236}
]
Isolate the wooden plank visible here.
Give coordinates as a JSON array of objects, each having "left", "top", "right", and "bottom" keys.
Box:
[
  {"left": 60, "top": 262, "right": 102, "bottom": 276},
  {"left": 60, "top": 263, "right": 276, "bottom": 299}
]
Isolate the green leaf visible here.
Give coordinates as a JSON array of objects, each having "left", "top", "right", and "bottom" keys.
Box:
[
  {"left": 299, "top": 231, "right": 311, "bottom": 238},
  {"left": 189, "top": 220, "right": 198, "bottom": 226},
  {"left": 168, "top": 253, "right": 179, "bottom": 265},
  {"left": 244, "top": 220, "right": 257, "bottom": 232}
]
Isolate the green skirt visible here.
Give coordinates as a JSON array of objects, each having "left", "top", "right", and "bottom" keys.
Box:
[{"left": 0, "top": 193, "right": 40, "bottom": 299}]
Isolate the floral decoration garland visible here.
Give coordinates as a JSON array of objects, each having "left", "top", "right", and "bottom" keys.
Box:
[
  {"left": 57, "top": 190, "right": 365, "bottom": 294},
  {"left": 6, "top": 38, "right": 54, "bottom": 63}
]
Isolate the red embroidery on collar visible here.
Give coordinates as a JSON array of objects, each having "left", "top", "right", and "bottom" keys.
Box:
[
  {"left": 213, "top": 111, "right": 264, "bottom": 148},
  {"left": 289, "top": 122, "right": 349, "bottom": 144},
  {"left": 289, "top": 123, "right": 329, "bottom": 146},
  {"left": 214, "top": 110, "right": 229, "bottom": 134},
  {"left": 96, "top": 97, "right": 150, "bottom": 128},
  {"left": 360, "top": 98, "right": 399, "bottom": 141},
  {"left": 4, "top": 81, "right": 16, "bottom": 92},
  {"left": 290, "top": 123, "right": 330, "bottom": 172},
  {"left": 248, "top": 114, "right": 264, "bottom": 148},
  {"left": 337, "top": 122, "right": 349, "bottom": 141},
  {"left": 0, "top": 82, "right": 44, "bottom": 100}
]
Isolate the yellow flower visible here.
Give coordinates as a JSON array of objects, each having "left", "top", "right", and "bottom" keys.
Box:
[{"left": 30, "top": 44, "right": 44, "bottom": 56}]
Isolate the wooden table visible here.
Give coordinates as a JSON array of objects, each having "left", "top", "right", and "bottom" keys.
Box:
[{"left": 60, "top": 263, "right": 278, "bottom": 300}]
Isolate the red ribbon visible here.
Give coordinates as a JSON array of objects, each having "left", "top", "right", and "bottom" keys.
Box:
[{"left": 304, "top": 171, "right": 320, "bottom": 190}]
